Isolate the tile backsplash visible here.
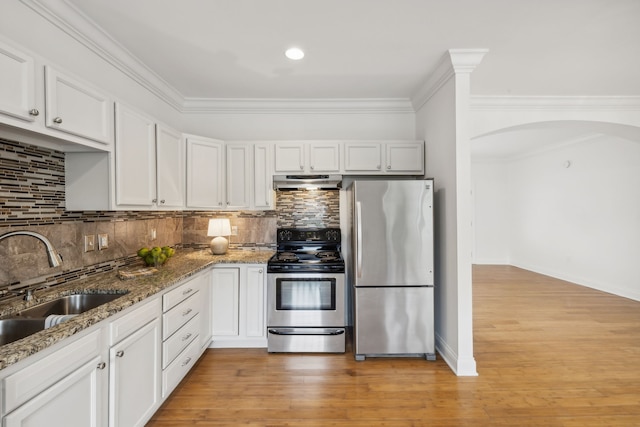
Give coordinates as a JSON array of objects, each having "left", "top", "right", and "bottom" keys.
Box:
[{"left": 0, "top": 137, "right": 340, "bottom": 296}]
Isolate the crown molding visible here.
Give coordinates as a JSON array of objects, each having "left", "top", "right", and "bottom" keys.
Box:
[
  {"left": 411, "top": 49, "right": 488, "bottom": 111},
  {"left": 21, "top": 0, "right": 184, "bottom": 111},
  {"left": 470, "top": 95, "right": 640, "bottom": 111},
  {"left": 182, "top": 98, "right": 416, "bottom": 114}
]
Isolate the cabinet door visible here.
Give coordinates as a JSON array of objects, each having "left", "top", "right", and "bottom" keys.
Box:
[
  {"left": 45, "top": 66, "right": 112, "bottom": 144},
  {"left": 386, "top": 142, "right": 424, "bottom": 173},
  {"left": 186, "top": 136, "right": 225, "bottom": 209},
  {"left": 0, "top": 41, "right": 37, "bottom": 122},
  {"left": 211, "top": 268, "right": 239, "bottom": 336},
  {"left": 245, "top": 266, "right": 266, "bottom": 338},
  {"left": 156, "top": 124, "right": 185, "bottom": 208},
  {"left": 115, "top": 103, "right": 156, "bottom": 207},
  {"left": 274, "top": 142, "right": 305, "bottom": 173},
  {"left": 3, "top": 356, "right": 104, "bottom": 427},
  {"left": 195, "top": 272, "right": 213, "bottom": 350},
  {"left": 344, "top": 142, "right": 383, "bottom": 172},
  {"left": 226, "top": 144, "right": 251, "bottom": 209},
  {"left": 109, "top": 318, "right": 161, "bottom": 427},
  {"left": 253, "top": 143, "right": 274, "bottom": 210},
  {"left": 309, "top": 142, "right": 340, "bottom": 172}
]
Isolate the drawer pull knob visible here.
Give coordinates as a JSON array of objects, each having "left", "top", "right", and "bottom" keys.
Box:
[
  {"left": 181, "top": 357, "right": 192, "bottom": 367},
  {"left": 116, "top": 350, "right": 124, "bottom": 357},
  {"left": 182, "top": 333, "right": 192, "bottom": 341},
  {"left": 29, "top": 108, "right": 40, "bottom": 116},
  {"left": 96, "top": 362, "right": 106, "bottom": 370},
  {"left": 182, "top": 288, "right": 193, "bottom": 295},
  {"left": 53, "top": 117, "right": 62, "bottom": 124},
  {"left": 182, "top": 308, "right": 193, "bottom": 316}
]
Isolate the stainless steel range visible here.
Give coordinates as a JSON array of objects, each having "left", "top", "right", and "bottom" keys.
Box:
[{"left": 267, "top": 228, "right": 346, "bottom": 353}]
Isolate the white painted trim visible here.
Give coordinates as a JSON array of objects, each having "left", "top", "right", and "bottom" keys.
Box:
[
  {"left": 182, "top": 98, "right": 416, "bottom": 114},
  {"left": 412, "top": 49, "right": 488, "bottom": 111},
  {"left": 22, "top": 0, "right": 184, "bottom": 111},
  {"left": 512, "top": 262, "right": 640, "bottom": 303},
  {"left": 471, "top": 95, "right": 640, "bottom": 111},
  {"left": 435, "top": 333, "right": 479, "bottom": 377}
]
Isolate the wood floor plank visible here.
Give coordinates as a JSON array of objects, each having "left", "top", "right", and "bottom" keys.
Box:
[{"left": 147, "top": 266, "right": 640, "bottom": 426}]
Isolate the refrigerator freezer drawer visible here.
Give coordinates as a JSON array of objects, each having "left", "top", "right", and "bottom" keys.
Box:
[{"left": 353, "top": 286, "right": 434, "bottom": 359}]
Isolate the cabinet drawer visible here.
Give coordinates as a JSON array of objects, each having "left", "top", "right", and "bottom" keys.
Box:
[
  {"left": 110, "top": 297, "right": 161, "bottom": 345},
  {"left": 163, "top": 293, "right": 199, "bottom": 340},
  {"left": 162, "top": 336, "right": 201, "bottom": 398},
  {"left": 163, "top": 280, "right": 199, "bottom": 312},
  {"left": 2, "top": 329, "right": 102, "bottom": 414},
  {"left": 162, "top": 313, "right": 199, "bottom": 369}
]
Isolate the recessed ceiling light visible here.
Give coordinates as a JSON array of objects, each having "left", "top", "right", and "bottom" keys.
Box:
[{"left": 285, "top": 47, "right": 304, "bottom": 60}]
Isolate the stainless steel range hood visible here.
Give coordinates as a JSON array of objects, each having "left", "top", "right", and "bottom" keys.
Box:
[{"left": 273, "top": 175, "right": 342, "bottom": 190}]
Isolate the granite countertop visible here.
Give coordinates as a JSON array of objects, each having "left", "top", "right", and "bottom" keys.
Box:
[{"left": 0, "top": 249, "right": 273, "bottom": 371}]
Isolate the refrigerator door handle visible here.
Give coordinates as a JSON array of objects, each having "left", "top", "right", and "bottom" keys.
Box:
[{"left": 356, "top": 201, "right": 362, "bottom": 278}]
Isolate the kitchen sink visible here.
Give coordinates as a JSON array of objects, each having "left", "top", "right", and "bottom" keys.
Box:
[
  {"left": 14, "top": 293, "right": 129, "bottom": 318},
  {"left": 0, "top": 318, "right": 46, "bottom": 346},
  {"left": 0, "top": 292, "right": 129, "bottom": 347}
]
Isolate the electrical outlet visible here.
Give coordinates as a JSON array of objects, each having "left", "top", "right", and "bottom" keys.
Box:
[
  {"left": 151, "top": 228, "right": 157, "bottom": 240},
  {"left": 231, "top": 226, "right": 238, "bottom": 236},
  {"left": 84, "top": 235, "right": 95, "bottom": 252},
  {"left": 97, "top": 233, "right": 109, "bottom": 250}
]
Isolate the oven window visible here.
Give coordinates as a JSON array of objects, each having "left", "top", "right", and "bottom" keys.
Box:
[{"left": 276, "top": 278, "right": 336, "bottom": 310}]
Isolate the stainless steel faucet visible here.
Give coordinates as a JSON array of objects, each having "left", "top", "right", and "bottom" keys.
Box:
[{"left": 0, "top": 230, "right": 63, "bottom": 268}]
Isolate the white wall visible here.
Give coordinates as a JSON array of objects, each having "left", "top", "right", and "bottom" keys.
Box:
[
  {"left": 471, "top": 134, "right": 640, "bottom": 301},
  {"left": 181, "top": 111, "right": 415, "bottom": 140},
  {"left": 507, "top": 135, "right": 640, "bottom": 301},
  {"left": 471, "top": 161, "right": 510, "bottom": 264}
]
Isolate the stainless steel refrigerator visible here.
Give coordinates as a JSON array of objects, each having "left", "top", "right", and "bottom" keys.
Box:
[{"left": 348, "top": 179, "right": 435, "bottom": 361}]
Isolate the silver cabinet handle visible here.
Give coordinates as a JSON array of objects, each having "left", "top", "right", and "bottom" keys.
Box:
[
  {"left": 160, "top": 199, "right": 165, "bottom": 204},
  {"left": 310, "top": 165, "right": 314, "bottom": 170},
  {"left": 97, "top": 362, "right": 106, "bottom": 370},
  {"left": 218, "top": 202, "right": 222, "bottom": 206},
  {"left": 182, "top": 308, "right": 193, "bottom": 316},
  {"left": 29, "top": 108, "right": 39, "bottom": 116},
  {"left": 300, "top": 165, "right": 303, "bottom": 170},
  {"left": 182, "top": 288, "right": 193, "bottom": 295},
  {"left": 376, "top": 165, "right": 381, "bottom": 170},
  {"left": 116, "top": 350, "right": 124, "bottom": 357},
  {"left": 152, "top": 198, "right": 157, "bottom": 203},
  {"left": 182, "top": 333, "right": 192, "bottom": 341},
  {"left": 258, "top": 269, "right": 263, "bottom": 274},
  {"left": 387, "top": 165, "right": 391, "bottom": 169},
  {"left": 53, "top": 117, "right": 62, "bottom": 124},
  {"left": 181, "top": 357, "right": 192, "bottom": 367}
]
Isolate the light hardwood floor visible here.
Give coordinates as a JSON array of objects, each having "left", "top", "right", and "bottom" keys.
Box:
[{"left": 147, "top": 265, "right": 640, "bottom": 426}]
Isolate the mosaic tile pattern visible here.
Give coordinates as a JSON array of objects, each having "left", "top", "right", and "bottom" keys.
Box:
[{"left": 275, "top": 189, "right": 340, "bottom": 228}]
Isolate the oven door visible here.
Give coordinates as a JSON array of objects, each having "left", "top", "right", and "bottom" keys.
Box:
[{"left": 267, "top": 273, "right": 345, "bottom": 327}]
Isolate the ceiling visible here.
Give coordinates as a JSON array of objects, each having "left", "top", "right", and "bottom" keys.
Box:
[{"left": 64, "top": 0, "right": 640, "bottom": 100}]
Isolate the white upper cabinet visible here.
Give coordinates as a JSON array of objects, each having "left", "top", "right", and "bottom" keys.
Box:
[
  {"left": 274, "top": 141, "right": 341, "bottom": 173},
  {"left": 274, "top": 142, "right": 305, "bottom": 173},
  {"left": 253, "top": 143, "right": 274, "bottom": 210},
  {"left": 226, "top": 143, "right": 251, "bottom": 209},
  {"left": 309, "top": 142, "right": 341, "bottom": 172},
  {"left": 0, "top": 39, "right": 113, "bottom": 151},
  {"left": 156, "top": 125, "right": 185, "bottom": 209},
  {"left": 344, "top": 141, "right": 424, "bottom": 174},
  {"left": 0, "top": 42, "right": 36, "bottom": 122},
  {"left": 45, "top": 66, "right": 112, "bottom": 144},
  {"left": 115, "top": 103, "right": 157, "bottom": 208},
  {"left": 186, "top": 135, "right": 225, "bottom": 209}
]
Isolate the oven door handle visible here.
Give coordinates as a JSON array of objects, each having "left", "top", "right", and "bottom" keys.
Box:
[
  {"left": 356, "top": 201, "right": 362, "bottom": 278},
  {"left": 268, "top": 328, "right": 345, "bottom": 336}
]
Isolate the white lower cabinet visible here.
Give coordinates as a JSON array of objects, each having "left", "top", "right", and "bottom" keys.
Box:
[
  {"left": 211, "top": 264, "right": 266, "bottom": 348},
  {"left": 1, "top": 329, "right": 105, "bottom": 427},
  {"left": 0, "top": 270, "right": 215, "bottom": 427},
  {"left": 108, "top": 299, "right": 161, "bottom": 427}
]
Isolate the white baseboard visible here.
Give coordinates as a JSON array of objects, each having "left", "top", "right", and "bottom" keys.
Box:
[{"left": 435, "top": 333, "right": 478, "bottom": 377}]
